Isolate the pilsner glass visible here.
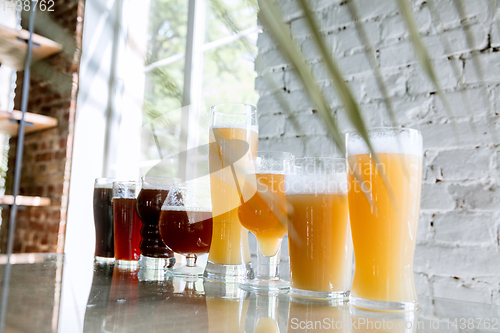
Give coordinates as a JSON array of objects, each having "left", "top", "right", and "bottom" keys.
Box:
[
  {"left": 346, "top": 127, "right": 423, "bottom": 311},
  {"left": 159, "top": 183, "right": 213, "bottom": 277},
  {"left": 286, "top": 157, "right": 352, "bottom": 301},
  {"left": 136, "top": 176, "right": 181, "bottom": 271},
  {"left": 113, "top": 181, "right": 142, "bottom": 268},
  {"left": 204, "top": 103, "right": 258, "bottom": 282},
  {"left": 238, "top": 151, "right": 294, "bottom": 291},
  {"left": 93, "top": 178, "right": 115, "bottom": 264}
]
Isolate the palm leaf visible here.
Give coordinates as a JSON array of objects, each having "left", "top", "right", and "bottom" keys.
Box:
[
  {"left": 427, "top": 0, "right": 477, "bottom": 135},
  {"left": 397, "top": 0, "right": 458, "bottom": 139},
  {"left": 346, "top": 0, "right": 398, "bottom": 129},
  {"left": 258, "top": 0, "right": 345, "bottom": 155},
  {"left": 453, "top": 0, "right": 498, "bottom": 140}
]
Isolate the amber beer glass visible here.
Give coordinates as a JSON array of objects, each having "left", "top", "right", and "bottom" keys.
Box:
[
  {"left": 136, "top": 177, "right": 180, "bottom": 270},
  {"left": 159, "top": 183, "right": 213, "bottom": 277},
  {"left": 238, "top": 151, "right": 294, "bottom": 291},
  {"left": 346, "top": 128, "right": 423, "bottom": 311},
  {"left": 113, "top": 181, "right": 142, "bottom": 267},
  {"left": 204, "top": 103, "right": 258, "bottom": 282},
  {"left": 93, "top": 178, "right": 115, "bottom": 264},
  {"left": 286, "top": 157, "right": 352, "bottom": 300}
]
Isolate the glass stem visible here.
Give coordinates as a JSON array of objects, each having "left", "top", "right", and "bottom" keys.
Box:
[
  {"left": 255, "top": 293, "right": 279, "bottom": 326},
  {"left": 186, "top": 254, "right": 197, "bottom": 267},
  {"left": 256, "top": 239, "right": 282, "bottom": 280}
]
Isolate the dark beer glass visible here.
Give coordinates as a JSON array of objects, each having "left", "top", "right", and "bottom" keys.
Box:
[
  {"left": 136, "top": 177, "right": 181, "bottom": 271},
  {"left": 93, "top": 178, "right": 115, "bottom": 264},
  {"left": 113, "top": 181, "right": 142, "bottom": 267},
  {"left": 159, "top": 183, "right": 213, "bottom": 277}
]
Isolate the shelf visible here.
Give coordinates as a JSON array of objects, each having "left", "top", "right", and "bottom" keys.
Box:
[
  {"left": 0, "top": 24, "right": 63, "bottom": 70},
  {"left": 0, "top": 110, "right": 58, "bottom": 137},
  {"left": 0, "top": 195, "right": 51, "bottom": 207}
]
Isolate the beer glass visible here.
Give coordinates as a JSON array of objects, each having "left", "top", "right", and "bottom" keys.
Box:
[
  {"left": 205, "top": 103, "right": 258, "bottom": 282},
  {"left": 93, "top": 178, "right": 115, "bottom": 264},
  {"left": 238, "top": 151, "right": 294, "bottom": 291},
  {"left": 286, "top": 157, "right": 352, "bottom": 300},
  {"left": 346, "top": 127, "right": 422, "bottom": 311},
  {"left": 159, "top": 183, "right": 213, "bottom": 277},
  {"left": 113, "top": 181, "right": 142, "bottom": 267},
  {"left": 136, "top": 176, "right": 181, "bottom": 271}
]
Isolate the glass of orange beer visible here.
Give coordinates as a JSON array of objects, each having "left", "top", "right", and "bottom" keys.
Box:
[
  {"left": 286, "top": 157, "right": 353, "bottom": 301},
  {"left": 346, "top": 127, "right": 422, "bottom": 311},
  {"left": 238, "top": 151, "right": 294, "bottom": 291},
  {"left": 204, "top": 103, "right": 258, "bottom": 282}
]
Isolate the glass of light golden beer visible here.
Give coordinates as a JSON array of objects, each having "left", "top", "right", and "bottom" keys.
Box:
[
  {"left": 204, "top": 103, "right": 258, "bottom": 282},
  {"left": 238, "top": 151, "right": 294, "bottom": 291},
  {"left": 346, "top": 127, "right": 422, "bottom": 311},
  {"left": 286, "top": 157, "right": 353, "bottom": 301}
]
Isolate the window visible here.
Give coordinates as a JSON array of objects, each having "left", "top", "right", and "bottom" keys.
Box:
[{"left": 140, "top": 0, "right": 259, "bottom": 180}]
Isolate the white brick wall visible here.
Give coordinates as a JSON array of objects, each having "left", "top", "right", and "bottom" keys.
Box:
[{"left": 255, "top": 0, "right": 500, "bottom": 305}]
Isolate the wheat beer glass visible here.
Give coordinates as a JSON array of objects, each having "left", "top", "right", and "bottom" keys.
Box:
[
  {"left": 286, "top": 157, "right": 352, "bottom": 301},
  {"left": 159, "top": 183, "right": 213, "bottom": 277},
  {"left": 346, "top": 127, "right": 423, "bottom": 311},
  {"left": 93, "top": 178, "right": 116, "bottom": 264},
  {"left": 113, "top": 181, "right": 142, "bottom": 268},
  {"left": 238, "top": 151, "right": 294, "bottom": 291},
  {"left": 204, "top": 103, "right": 257, "bottom": 282}
]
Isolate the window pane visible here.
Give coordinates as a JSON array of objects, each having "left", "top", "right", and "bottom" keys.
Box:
[
  {"left": 206, "top": 0, "right": 258, "bottom": 43},
  {"left": 202, "top": 35, "right": 259, "bottom": 108},
  {"left": 142, "top": 0, "right": 188, "bottom": 165}
]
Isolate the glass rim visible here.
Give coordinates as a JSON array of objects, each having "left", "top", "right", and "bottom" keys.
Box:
[
  {"left": 94, "top": 177, "right": 116, "bottom": 183},
  {"left": 210, "top": 103, "right": 257, "bottom": 115},
  {"left": 294, "top": 157, "right": 346, "bottom": 163},
  {"left": 257, "top": 151, "right": 295, "bottom": 159},
  {"left": 345, "top": 126, "right": 421, "bottom": 138},
  {"left": 112, "top": 180, "right": 138, "bottom": 186}
]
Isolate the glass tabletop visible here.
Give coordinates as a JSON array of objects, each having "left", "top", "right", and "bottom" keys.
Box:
[{"left": 0, "top": 253, "right": 498, "bottom": 332}]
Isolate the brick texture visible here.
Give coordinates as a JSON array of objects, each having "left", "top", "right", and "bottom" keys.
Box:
[
  {"left": 256, "top": 0, "right": 500, "bottom": 304},
  {"left": 0, "top": 0, "right": 84, "bottom": 253}
]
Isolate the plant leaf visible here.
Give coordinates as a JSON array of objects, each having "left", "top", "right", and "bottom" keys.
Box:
[{"left": 397, "top": 0, "right": 459, "bottom": 139}]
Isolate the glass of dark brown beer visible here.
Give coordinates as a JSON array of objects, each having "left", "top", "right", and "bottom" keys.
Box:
[
  {"left": 159, "top": 183, "right": 213, "bottom": 277},
  {"left": 136, "top": 177, "right": 181, "bottom": 272},
  {"left": 113, "top": 181, "right": 142, "bottom": 268},
  {"left": 93, "top": 178, "right": 116, "bottom": 264}
]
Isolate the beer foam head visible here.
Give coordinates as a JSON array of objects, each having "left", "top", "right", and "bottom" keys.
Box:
[
  {"left": 347, "top": 128, "right": 422, "bottom": 156},
  {"left": 211, "top": 124, "right": 259, "bottom": 133},
  {"left": 285, "top": 172, "right": 348, "bottom": 195},
  {"left": 95, "top": 183, "right": 113, "bottom": 189},
  {"left": 94, "top": 178, "right": 115, "bottom": 189}
]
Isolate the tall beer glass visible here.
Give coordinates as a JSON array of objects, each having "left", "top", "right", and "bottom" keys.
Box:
[
  {"left": 113, "top": 181, "right": 142, "bottom": 268},
  {"left": 238, "top": 151, "right": 294, "bottom": 291},
  {"left": 205, "top": 103, "right": 257, "bottom": 282},
  {"left": 286, "top": 157, "right": 352, "bottom": 301},
  {"left": 346, "top": 127, "right": 422, "bottom": 311},
  {"left": 93, "top": 178, "right": 115, "bottom": 264},
  {"left": 136, "top": 177, "right": 180, "bottom": 270}
]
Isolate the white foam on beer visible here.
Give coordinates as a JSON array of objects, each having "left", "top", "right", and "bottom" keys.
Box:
[
  {"left": 141, "top": 183, "right": 175, "bottom": 190},
  {"left": 161, "top": 205, "right": 212, "bottom": 212},
  {"left": 347, "top": 130, "right": 422, "bottom": 156},
  {"left": 95, "top": 183, "right": 113, "bottom": 189},
  {"left": 210, "top": 124, "right": 259, "bottom": 133},
  {"left": 284, "top": 172, "right": 348, "bottom": 196}
]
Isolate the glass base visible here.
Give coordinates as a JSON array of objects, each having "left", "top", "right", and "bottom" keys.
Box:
[
  {"left": 349, "top": 295, "right": 419, "bottom": 312},
  {"left": 167, "top": 265, "right": 205, "bottom": 277},
  {"left": 95, "top": 256, "right": 115, "bottom": 264},
  {"left": 139, "top": 255, "right": 176, "bottom": 270},
  {"left": 291, "top": 288, "right": 350, "bottom": 302},
  {"left": 203, "top": 261, "right": 254, "bottom": 283},
  {"left": 116, "top": 259, "right": 139, "bottom": 268},
  {"left": 138, "top": 268, "right": 166, "bottom": 281},
  {"left": 239, "top": 278, "right": 289, "bottom": 292}
]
